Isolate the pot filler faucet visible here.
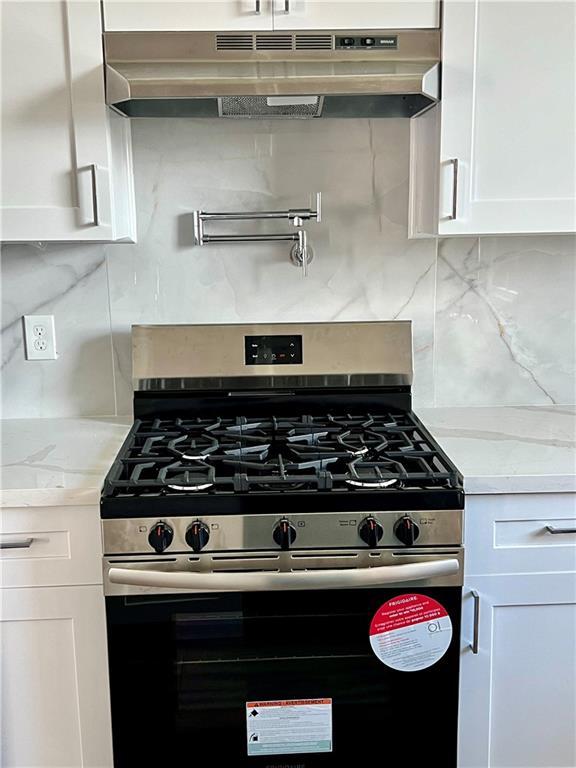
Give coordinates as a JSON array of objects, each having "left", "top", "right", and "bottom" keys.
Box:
[{"left": 192, "top": 192, "right": 321, "bottom": 277}]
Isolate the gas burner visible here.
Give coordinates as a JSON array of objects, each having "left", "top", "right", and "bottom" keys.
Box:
[
  {"left": 346, "top": 477, "right": 398, "bottom": 489},
  {"left": 167, "top": 433, "right": 220, "bottom": 461},
  {"left": 345, "top": 458, "right": 406, "bottom": 490},
  {"left": 159, "top": 462, "right": 216, "bottom": 493}
]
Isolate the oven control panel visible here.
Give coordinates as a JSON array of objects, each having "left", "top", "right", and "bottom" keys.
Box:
[
  {"left": 103, "top": 510, "right": 462, "bottom": 556},
  {"left": 244, "top": 335, "right": 303, "bottom": 365}
]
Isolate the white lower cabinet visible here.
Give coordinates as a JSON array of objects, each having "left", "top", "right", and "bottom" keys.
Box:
[
  {"left": 0, "top": 585, "right": 113, "bottom": 768},
  {"left": 459, "top": 572, "right": 576, "bottom": 767}
]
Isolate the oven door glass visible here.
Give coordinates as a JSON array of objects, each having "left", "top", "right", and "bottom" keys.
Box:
[{"left": 106, "top": 586, "right": 461, "bottom": 767}]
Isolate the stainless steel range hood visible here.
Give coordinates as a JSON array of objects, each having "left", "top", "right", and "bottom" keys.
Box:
[{"left": 104, "top": 30, "right": 440, "bottom": 119}]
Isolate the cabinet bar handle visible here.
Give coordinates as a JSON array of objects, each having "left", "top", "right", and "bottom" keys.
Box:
[
  {"left": 0, "top": 538, "right": 34, "bottom": 550},
  {"left": 284, "top": 0, "right": 290, "bottom": 12},
  {"left": 255, "top": 0, "right": 261, "bottom": 13},
  {"left": 90, "top": 163, "right": 99, "bottom": 226},
  {"left": 470, "top": 589, "right": 480, "bottom": 654},
  {"left": 448, "top": 158, "right": 459, "bottom": 220},
  {"left": 545, "top": 525, "right": 576, "bottom": 535}
]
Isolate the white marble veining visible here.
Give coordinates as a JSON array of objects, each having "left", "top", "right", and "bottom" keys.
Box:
[
  {"left": 1, "top": 119, "right": 575, "bottom": 418},
  {"left": 0, "top": 418, "right": 130, "bottom": 507},
  {"left": 417, "top": 405, "right": 576, "bottom": 494},
  {"left": 2, "top": 408, "right": 573, "bottom": 506},
  {"left": 435, "top": 235, "right": 576, "bottom": 407},
  {"left": 1, "top": 244, "right": 117, "bottom": 417},
  {"left": 107, "top": 118, "right": 436, "bottom": 413}
]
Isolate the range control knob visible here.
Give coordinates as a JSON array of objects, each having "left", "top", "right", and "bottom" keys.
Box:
[
  {"left": 394, "top": 515, "right": 420, "bottom": 546},
  {"left": 273, "top": 519, "right": 297, "bottom": 550},
  {"left": 359, "top": 516, "right": 384, "bottom": 548},
  {"left": 148, "top": 522, "right": 174, "bottom": 554},
  {"left": 185, "top": 520, "right": 210, "bottom": 553}
]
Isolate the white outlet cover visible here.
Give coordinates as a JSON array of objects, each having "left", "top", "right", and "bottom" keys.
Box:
[{"left": 23, "top": 315, "right": 57, "bottom": 360}]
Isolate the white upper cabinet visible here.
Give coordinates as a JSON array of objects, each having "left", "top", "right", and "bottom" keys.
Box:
[
  {"left": 410, "top": 0, "right": 576, "bottom": 236},
  {"left": 1, "top": 1, "right": 135, "bottom": 243},
  {"left": 272, "top": 1, "right": 439, "bottom": 30},
  {"left": 103, "top": 1, "right": 273, "bottom": 31},
  {"left": 103, "top": 1, "right": 439, "bottom": 31}
]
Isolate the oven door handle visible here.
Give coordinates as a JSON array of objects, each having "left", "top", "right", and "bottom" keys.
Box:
[{"left": 108, "top": 558, "right": 460, "bottom": 591}]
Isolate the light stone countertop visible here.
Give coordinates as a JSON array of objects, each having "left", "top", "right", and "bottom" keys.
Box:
[
  {"left": 417, "top": 406, "right": 576, "bottom": 494},
  {"left": 1, "top": 417, "right": 131, "bottom": 507},
  {"left": 1, "top": 407, "right": 574, "bottom": 507}
]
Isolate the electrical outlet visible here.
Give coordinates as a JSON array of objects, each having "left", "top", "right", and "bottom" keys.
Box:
[{"left": 23, "top": 315, "right": 57, "bottom": 360}]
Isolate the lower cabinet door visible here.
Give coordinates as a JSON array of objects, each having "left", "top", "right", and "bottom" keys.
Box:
[
  {"left": 459, "top": 573, "right": 576, "bottom": 768},
  {"left": 0, "top": 585, "right": 113, "bottom": 768}
]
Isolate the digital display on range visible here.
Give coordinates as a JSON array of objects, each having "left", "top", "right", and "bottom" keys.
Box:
[{"left": 245, "top": 335, "right": 303, "bottom": 366}]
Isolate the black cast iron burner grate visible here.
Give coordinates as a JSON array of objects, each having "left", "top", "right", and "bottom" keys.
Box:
[{"left": 103, "top": 413, "right": 461, "bottom": 498}]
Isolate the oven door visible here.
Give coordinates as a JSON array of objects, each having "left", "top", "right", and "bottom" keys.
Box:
[{"left": 105, "top": 553, "right": 462, "bottom": 768}]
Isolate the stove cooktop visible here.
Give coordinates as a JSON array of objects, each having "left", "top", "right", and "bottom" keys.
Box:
[{"left": 101, "top": 412, "right": 463, "bottom": 515}]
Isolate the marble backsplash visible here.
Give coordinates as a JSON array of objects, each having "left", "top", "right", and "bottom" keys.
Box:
[{"left": 1, "top": 118, "right": 574, "bottom": 417}]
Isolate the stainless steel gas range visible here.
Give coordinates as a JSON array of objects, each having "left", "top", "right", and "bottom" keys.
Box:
[{"left": 101, "top": 321, "right": 464, "bottom": 768}]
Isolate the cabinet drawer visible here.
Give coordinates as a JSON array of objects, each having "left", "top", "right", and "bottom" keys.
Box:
[
  {"left": 465, "top": 493, "right": 576, "bottom": 576},
  {"left": 0, "top": 506, "right": 102, "bottom": 588}
]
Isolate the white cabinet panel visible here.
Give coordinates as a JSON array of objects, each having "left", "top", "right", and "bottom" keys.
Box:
[
  {"left": 464, "top": 493, "right": 576, "bottom": 576},
  {"left": 0, "top": 505, "right": 103, "bottom": 588},
  {"left": 410, "top": 1, "right": 576, "bottom": 236},
  {"left": 0, "top": 586, "right": 113, "bottom": 768},
  {"left": 438, "top": 0, "right": 576, "bottom": 235},
  {"left": 272, "top": 0, "right": 439, "bottom": 30},
  {"left": 103, "top": 1, "right": 273, "bottom": 31},
  {"left": 459, "top": 574, "right": 576, "bottom": 768},
  {"left": 103, "top": 0, "right": 438, "bottom": 31},
  {"left": 1, "top": 1, "right": 135, "bottom": 242}
]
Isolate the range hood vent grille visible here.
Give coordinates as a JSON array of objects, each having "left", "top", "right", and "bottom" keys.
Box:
[
  {"left": 255, "top": 34, "right": 293, "bottom": 50},
  {"left": 295, "top": 34, "right": 333, "bottom": 50},
  {"left": 219, "top": 95, "right": 323, "bottom": 118},
  {"left": 216, "top": 34, "right": 254, "bottom": 51},
  {"left": 215, "top": 33, "right": 333, "bottom": 52}
]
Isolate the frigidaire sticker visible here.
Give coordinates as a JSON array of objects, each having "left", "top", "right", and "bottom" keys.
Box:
[
  {"left": 246, "top": 698, "right": 332, "bottom": 756},
  {"left": 369, "top": 594, "right": 452, "bottom": 671}
]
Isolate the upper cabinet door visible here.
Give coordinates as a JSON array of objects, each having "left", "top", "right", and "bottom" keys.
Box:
[
  {"left": 1, "top": 1, "right": 135, "bottom": 243},
  {"left": 103, "top": 1, "right": 273, "bottom": 31},
  {"left": 438, "top": 0, "right": 576, "bottom": 235},
  {"left": 272, "top": 0, "right": 440, "bottom": 30}
]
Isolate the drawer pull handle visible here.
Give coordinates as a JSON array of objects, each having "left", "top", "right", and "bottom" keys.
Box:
[
  {"left": 545, "top": 525, "right": 576, "bottom": 535},
  {"left": 0, "top": 538, "right": 34, "bottom": 550},
  {"left": 470, "top": 589, "right": 480, "bottom": 655}
]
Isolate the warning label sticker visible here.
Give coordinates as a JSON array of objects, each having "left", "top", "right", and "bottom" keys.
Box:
[
  {"left": 245, "top": 698, "right": 332, "bottom": 756},
  {"left": 369, "top": 593, "right": 452, "bottom": 672}
]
